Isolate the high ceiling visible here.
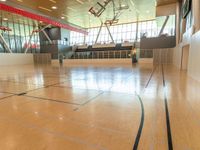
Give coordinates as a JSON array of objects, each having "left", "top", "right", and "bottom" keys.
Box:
[
  {"left": 1, "top": 0, "right": 178, "bottom": 28},
  {"left": 0, "top": 10, "right": 38, "bottom": 27}
]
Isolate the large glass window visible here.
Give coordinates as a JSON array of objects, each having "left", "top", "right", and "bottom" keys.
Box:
[
  {"left": 0, "top": 11, "right": 40, "bottom": 53},
  {"left": 70, "top": 16, "right": 175, "bottom": 46},
  {"left": 70, "top": 19, "right": 162, "bottom": 45}
]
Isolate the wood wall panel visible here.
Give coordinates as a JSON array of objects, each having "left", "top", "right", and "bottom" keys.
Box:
[{"left": 34, "top": 53, "right": 51, "bottom": 64}]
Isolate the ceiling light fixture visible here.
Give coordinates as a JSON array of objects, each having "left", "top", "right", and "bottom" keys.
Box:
[
  {"left": 62, "top": 14, "right": 69, "bottom": 18},
  {"left": 76, "top": 0, "right": 84, "bottom": 5},
  {"left": 51, "top": 6, "right": 57, "bottom": 10},
  {"left": 67, "top": 7, "right": 75, "bottom": 11},
  {"left": 38, "top": 6, "right": 52, "bottom": 12},
  {"left": 49, "top": 0, "right": 56, "bottom": 3},
  {"left": 3, "top": 18, "right": 8, "bottom": 21}
]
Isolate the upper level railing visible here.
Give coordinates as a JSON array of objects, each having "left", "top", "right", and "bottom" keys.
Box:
[{"left": 70, "top": 50, "right": 132, "bottom": 59}]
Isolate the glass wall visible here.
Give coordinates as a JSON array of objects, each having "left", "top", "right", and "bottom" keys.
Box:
[
  {"left": 70, "top": 20, "right": 158, "bottom": 45},
  {"left": 156, "top": 15, "right": 176, "bottom": 36},
  {"left": 0, "top": 11, "right": 40, "bottom": 53},
  {"left": 70, "top": 16, "right": 176, "bottom": 46}
]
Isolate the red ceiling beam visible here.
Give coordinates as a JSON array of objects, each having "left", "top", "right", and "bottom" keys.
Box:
[{"left": 0, "top": 3, "right": 87, "bottom": 35}]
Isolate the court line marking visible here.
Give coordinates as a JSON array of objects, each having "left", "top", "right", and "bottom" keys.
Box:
[
  {"left": 145, "top": 66, "right": 157, "bottom": 89},
  {"left": 53, "top": 85, "right": 103, "bottom": 92},
  {"left": 22, "top": 80, "right": 72, "bottom": 94},
  {"left": 132, "top": 65, "right": 157, "bottom": 150},
  {"left": 52, "top": 84, "right": 140, "bottom": 96},
  {"left": 0, "top": 76, "right": 72, "bottom": 89},
  {"left": 23, "top": 85, "right": 104, "bottom": 106},
  {"left": 0, "top": 90, "right": 135, "bottom": 136},
  {"left": 0, "top": 67, "right": 135, "bottom": 96},
  {"left": 72, "top": 67, "right": 131, "bottom": 111},
  {"left": 162, "top": 64, "right": 173, "bottom": 150},
  {"left": 133, "top": 93, "right": 144, "bottom": 150},
  {"left": 0, "top": 79, "right": 46, "bottom": 86},
  {"left": 0, "top": 78, "right": 73, "bottom": 95},
  {"left": 0, "top": 91, "right": 16, "bottom": 95},
  {"left": 81, "top": 91, "right": 105, "bottom": 106},
  {"left": 52, "top": 70, "right": 137, "bottom": 95},
  {"left": 0, "top": 82, "right": 105, "bottom": 108},
  {"left": 23, "top": 95, "right": 81, "bottom": 106},
  {"left": 27, "top": 66, "right": 127, "bottom": 110},
  {"left": 0, "top": 95, "right": 15, "bottom": 101},
  {"left": 0, "top": 66, "right": 153, "bottom": 149},
  {"left": 72, "top": 81, "right": 117, "bottom": 111}
]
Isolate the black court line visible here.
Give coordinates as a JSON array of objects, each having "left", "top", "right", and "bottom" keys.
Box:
[
  {"left": 162, "top": 64, "right": 173, "bottom": 150},
  {"left": 52, "top": 85, "right": 103, "bottom": 92},
  {"left": 22, "top": 80, "right": 71, "bottom": 94},
  {"left": 53, "top": 85, "right": 106, "bottom": 103},
  {"left": 132, "top": 65, "right": 157, "bottom": 150},
  {"left": 23, "top": 95, "right": 81, "bottom": 106},
  {"left": 0, "top": 82, "right": 65, "bottom": 95},
  {"left": 0, "top": 95, "right": 15, "bottom": 101},
  {"left": 145, "top": 66, "right": 157, "bottom": 88},
  {"left": 81, "top": 91, "right": 104, "bottom": 106},
  {"left": 0, "top": 91, "right": 16, "bottom": 95},
  {"left": 133, "top": 93, "right": 144, "bottom": 150},
  {"left": 17, "top": 92, "right": 27, "bottom": 96},
  {"left": 0, "top": 79, "right": 44, "bottom": 86},
  {"left": 72, "top": 68, "right": 123, "bottom": 111},
  {"left": 5, "top": 79, "right": 69, "bottom": 87},
  {"left": 73, "top": 92, "right": 104, "bottom": 111},
  {"left": 0, "top": 78, "right": 73, "bottom": 95},
  {"left": 0, "top": 78, "right": 104, "bottom": 107}
]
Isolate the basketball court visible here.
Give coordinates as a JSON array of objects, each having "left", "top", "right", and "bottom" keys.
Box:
[{"left": 0, "top": 0, "right": 200, "bottom": 149}]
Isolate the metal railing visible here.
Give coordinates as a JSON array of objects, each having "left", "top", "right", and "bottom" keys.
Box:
[{"left": 70, "top": 50, "right": 132, "bottom": 59}]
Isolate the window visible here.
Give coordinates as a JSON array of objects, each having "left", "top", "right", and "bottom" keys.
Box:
[
  {"left": 70, "top": 19, "right": 167, "bottom": 45},
  {"left": 0, "top": 11, "right": 40, "bottom": 53}
]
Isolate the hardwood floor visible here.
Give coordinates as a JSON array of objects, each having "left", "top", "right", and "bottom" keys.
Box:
[{"left": 0, "top": 63, "right": 199, "bottom": 149}]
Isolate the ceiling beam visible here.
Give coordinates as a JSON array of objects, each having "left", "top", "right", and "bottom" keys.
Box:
[{"left": 0, "top": 3, "right": 87, "bottom": 35}]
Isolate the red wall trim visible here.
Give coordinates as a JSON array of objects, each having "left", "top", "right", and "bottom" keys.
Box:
[{"left": 0, "top": 3, "right": 87, "bottom": 35}]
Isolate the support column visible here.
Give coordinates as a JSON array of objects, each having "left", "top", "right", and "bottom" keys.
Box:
[
  {"left": 95, "top": 22, "right": 103, "bottom": 44},
  {"left": 24, "top": 31, "right": 35, "bottom": 53},
  {"left": 41, "top": 30, "right": 52, "bottom": 44},
  {"left": 25, "top": 25, "right": 52, "bottom": 53},
  {"left": 105, "top": 24, "right": 114, "bottom": 43},
  {"left": 0, "top": 33, "right": 12, "bottom": 53},
  {"left": 135, "top": 15, "right": 139, "bottom": 42},
  {"left": 159, "top": 16, "right": 169, "bottom": 36}
]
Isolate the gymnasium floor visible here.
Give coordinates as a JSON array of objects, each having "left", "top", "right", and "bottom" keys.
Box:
[{"left": 0, "top": 63, "right": 199, "bottom": 150}]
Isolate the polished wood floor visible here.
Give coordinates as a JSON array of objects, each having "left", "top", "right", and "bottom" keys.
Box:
[{"left": 0, "top": 64, "right": 199, "bottom": 150}]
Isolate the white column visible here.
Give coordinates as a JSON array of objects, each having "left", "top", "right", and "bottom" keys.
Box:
[{"left": 0, "top": 33, "right": 12, "bottom": 53}]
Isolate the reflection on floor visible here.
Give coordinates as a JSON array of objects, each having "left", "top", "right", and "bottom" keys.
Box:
[{"left": 0, "top": 64, "right": 199, "bottom": 150}]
